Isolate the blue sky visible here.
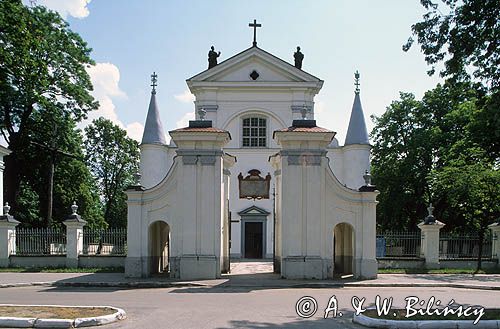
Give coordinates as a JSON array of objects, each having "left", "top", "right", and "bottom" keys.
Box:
[{"left": 33, "top": 0, "right": 443, "bottom": 143}]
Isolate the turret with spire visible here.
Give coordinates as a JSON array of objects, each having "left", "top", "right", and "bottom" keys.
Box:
[
  {"left": 345, "top": 71, "right": 369, "bottom": 146},
  {"left": 342, "top": 71, "right": 371, "bottom": 189},
  {"left": 139, "top": 72, "right": 171, "bottom": 189}
]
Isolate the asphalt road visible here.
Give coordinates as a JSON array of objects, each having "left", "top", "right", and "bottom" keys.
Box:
[{"left": 0, "top": 285, "right": 498, "bottom": 328}]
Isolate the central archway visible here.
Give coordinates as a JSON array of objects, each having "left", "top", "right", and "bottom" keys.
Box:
[
  {"left": 149, "top": 221, "right": 170, "bottom": 275},
  {"left": 333, "top": 222, "right": 354, "bottom": 276}
]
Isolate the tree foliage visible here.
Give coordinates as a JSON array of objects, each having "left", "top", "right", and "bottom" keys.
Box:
[
  {"left": 404, "top": 0, "right": 500, "bottom": 90},
  {"left": 84, "top": 118, "right": 139, "bottom": 228},
  {"left": 371, "top": 82, "right": 498, "bottom": 231},
  {"left": 0, "top": 0, "right": 98, "bottom": 211},
  {"left": 16, "top": 108, "right": 104, "bottom": 228}
]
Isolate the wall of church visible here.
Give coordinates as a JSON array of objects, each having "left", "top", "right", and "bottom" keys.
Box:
[{"left": 228, "top": 150, "right": 276, "bottom": 259}]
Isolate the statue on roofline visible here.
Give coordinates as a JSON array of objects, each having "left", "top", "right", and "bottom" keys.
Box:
[
  {"left": 294, "top": 46, "right": 304, "bottom": 69},
  {"left": 208, "top": 46, "right": 221, "bottom": 69}
]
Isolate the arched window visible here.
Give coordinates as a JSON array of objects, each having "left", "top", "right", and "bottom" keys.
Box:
[{"left": 242, "top": 117, "right": 267, "bottom": 147}]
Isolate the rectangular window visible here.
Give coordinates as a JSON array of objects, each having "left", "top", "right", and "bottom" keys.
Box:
[{"left": 242, "top": 117, "right": 267, "bottom": 148}]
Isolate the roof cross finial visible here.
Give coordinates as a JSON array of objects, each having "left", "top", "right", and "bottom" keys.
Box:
[
  {"left": 248, "top": 19, "right": 262, "bottom": 47},
  {"left": 354, "top": 70, "right": 360, "bottom": 94},
  {"left": 151, "top": 72, "right": 158, "bottom": 94}
]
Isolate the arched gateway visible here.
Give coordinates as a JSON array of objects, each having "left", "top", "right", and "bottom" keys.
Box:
[{"left": 149, "top": 221, "right": 170, "bottom": 275}]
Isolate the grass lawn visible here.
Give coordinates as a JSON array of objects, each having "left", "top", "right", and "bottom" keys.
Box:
[
  {"left": 363, "top": 308, "right": 500, "bottom": 321},
  {"left": 378, "top": 268, "right": 500, "bottom": 274},
  {"left": 0, "top": 267, "right": 124, "bottom": 273},
  {"left": 0, "top": 305, "right": 116, "bottom": 319}
]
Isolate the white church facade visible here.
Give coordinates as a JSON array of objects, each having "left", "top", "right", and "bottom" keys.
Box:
[{"left": 125, "top": 34, "right": 378, "bottom": 280}]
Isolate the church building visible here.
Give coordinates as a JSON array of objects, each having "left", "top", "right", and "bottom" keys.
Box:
[{"left": 125, "top": 22, "right": 378, "bottom": 280}]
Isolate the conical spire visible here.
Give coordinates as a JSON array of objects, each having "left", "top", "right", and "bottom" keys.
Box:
[
  {"left": 345, "top": 71, "right": 369, "bottom": 145},
  {"left": 141, "top": 72, "right": 166, "bottom": 145}
]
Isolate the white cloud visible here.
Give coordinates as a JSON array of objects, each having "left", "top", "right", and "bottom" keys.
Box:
[
  {"left": 82, "top": 62, "right": 141, "bottom": 141},
  {"left": 176, "top": 112, "right": 195, "bottom": 129},
  {"left": 38, "top": 0, "right": 91, "bottom": 19},
  {"left": 87, "top": 63, "right": 126, "bottom": 100},
  {"left": 174, "top": 90, "right": 195, "bottom": 103},
  {"left": 125, "top": 122, "right": 144, "bottom": 143}
]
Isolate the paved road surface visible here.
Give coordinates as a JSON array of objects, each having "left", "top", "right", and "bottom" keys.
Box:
[
  {"left": 1, "top": 285, "right": 498, "bottom": 329},
  {"left": 1, "top": 261, "right": 498, "bottom": 328}
]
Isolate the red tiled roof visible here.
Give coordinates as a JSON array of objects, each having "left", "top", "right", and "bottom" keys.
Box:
[
  {"left": 275, "top": 126, "right": 333, "bottom": 133},
  {"left": 170, "top": 127, "right": 228, "bottom": 133}
]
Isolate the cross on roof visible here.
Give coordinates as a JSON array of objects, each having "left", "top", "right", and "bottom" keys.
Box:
[
  {"left": 249, "top": 19, "right": 262, "bottom": 47},
  {"left": 354, "top": 70, "right": 360, "bottom": 94},
  {"left": 151, "top": 72, "right": 158, "bottom": 94}
]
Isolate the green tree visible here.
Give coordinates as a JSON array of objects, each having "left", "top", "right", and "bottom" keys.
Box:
[
  {"left": 405, "top": 0, "right": 500, "bottom": 157},
  {"left": 18, "top": 108, "right": 104, "bottom": 228},
  {"left": 371, "top": 82, "right": 489, "bottom": 230},
  {"left": 0, "top": 0, "right": 98, "bottom": 213},
  {"left": 402, "top": 0, "right": 500, "bottom": 269},
  {"left": 84, "top": 118, "right": 139, "bottom": 227},
  {"left": 404, "top": 0, "right": 500, "bottom": 89},
  {"left": 429, "top": 146, "right": 499, "bottom": 271},
  {"left": 370, "top": 92, "right": 432, "bottom": 230}
]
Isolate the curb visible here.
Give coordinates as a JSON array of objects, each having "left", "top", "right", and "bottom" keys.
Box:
[
  {"left": 353, "top": 312, "right": 500, "bottom": 329},
  {"left": 0, "top": 281, "right": 499, "bottom": 291},
  {"left": 0, "top": 281, "right": 209, "bottom": 289},
  {"left": 0, "top": 304, "right": 126, "bottom": 328}
]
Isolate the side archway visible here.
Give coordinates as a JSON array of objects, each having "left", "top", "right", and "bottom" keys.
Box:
[
  {"left": 333, "top": 222, "right": 354, "bottom": 276},
  {"left": 149, "top": 221, "right": 170, "bottom": 275}
]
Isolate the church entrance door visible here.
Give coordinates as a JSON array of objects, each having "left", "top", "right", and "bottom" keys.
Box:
[{"left": 243, "top": 221, "right": 263, "bottom": 259}]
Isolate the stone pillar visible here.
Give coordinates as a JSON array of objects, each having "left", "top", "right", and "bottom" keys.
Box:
[
  {"left": 488, "top": 222, "right": 500, "bottom": 261},
  {"left": 273, "top": 120, "right": 335, "bottom": 279},
  {"left": 418, "top": 204, "right": 445, "bottom": 269},
  {"left": 0, "top": 203, "right": 19, "bottom": 267},
  {"left": 169, "top": 120, "right": 231, "bottom": 280},
  {"left": 63, "top": 202, "right": 86, "bottom": 268},
  {"left": 125, "top": 181, "right": 145, "bottom": 278}
]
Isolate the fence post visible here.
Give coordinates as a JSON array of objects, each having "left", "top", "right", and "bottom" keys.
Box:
[
  {"left": 489, "top": 222, "right": 500, "bottom": 262},
  {"left": 418, "top": 204, "right": 445, "bottom": 269},
  {"left": 0, "top": 203, "right": 19, "bottom": 267},
  {"left": 63, "top": 202, "right": 87, "bottom": 268}
]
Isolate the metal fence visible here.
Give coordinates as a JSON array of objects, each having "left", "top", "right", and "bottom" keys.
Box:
[
  {"left": 376, "top": 231, "right": 421, "bottom": 258},
  {"left": 14, "top": 227, "right": 67, "bottom": 256},
  {"left": 439, "top": 231, "right": 492, "bottom": 260},
  {"left": 81, "top": 228, "right": 127, "bottom": 256}
]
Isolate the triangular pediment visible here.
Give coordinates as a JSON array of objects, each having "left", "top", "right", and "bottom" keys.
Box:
[
  {"left": 237, "top": 205, "right": 271, "bottom": 216},
  {"left": 187, "top": 46, "right": 323, "bottom": 86}
]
